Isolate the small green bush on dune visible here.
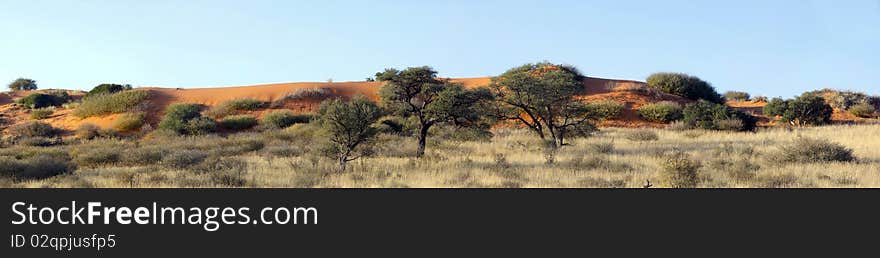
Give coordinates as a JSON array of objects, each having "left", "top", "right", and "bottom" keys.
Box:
[
  {"left": 849, "top": 103, "right": 876, "bottom": 118},
  {"left": 219, "top": 115, "right": 258, "bottom": 131},
  {"left": 646, "top": 73, "right": 724, "bottom": 104},
  {"left": 158, "top": 103, "right": 204, "bottom": 134},
  {"left": 638, "top": 101, "right": 683, "bottom": 123},
  {"left": 85, "top": 84, "right": 132, "bottom": 98},
  {"left": 205, "top": 98, "right": 265, "bottom": 118},
  {"left": 682, "top": 101, "right": 756, "bottom": 131},
  {"left": 74, "top": 90, "right": 150, "bottom": 118},
  {"left": 261, "top": 111, "right": 311, "bottom": 129},
  {"left": 723, "top": 91, "right": 751, "bottom": 101},
  {"left": 774, "top": 138, "right": 854, "bottom": 163},
  {"left": 586, "top": 100, "right": 625, "bottom": 120},
  {"left": 18, "top": 92, "right": 69, "bottom": 108}
]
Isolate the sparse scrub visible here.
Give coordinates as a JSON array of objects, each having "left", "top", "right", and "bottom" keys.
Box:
[
  {"left": 76, "top": 123, "right": 102, "bottom": 140},
  {"left": 8, "top": 121, "right": 58, "bottom": 138},
  {"left": 74, "top": 90, "right": 150, "bottom": 118},
  {"left": 659, "top": 151, "right": 701, "bottom": 188},
  {"left": 271, "top": 88, "right": 332, "bottom": 107},
  {"left": 774, "top": 138, "right": 855, "bottom": 163},
  {"left": 638, "top": 101, "right": 683, "bottom": 123},
  {"left": 161, "top": 150, "right": 209, "bottom": 169},
  {"left": 682, "top": 101, "right": 756, "bottom": 131},
  {"left": 30, "top": 107, "right": 55, "bottom": 119},
  {"left": 625, "top": 130, "right": 659, "bottom": 141},
  {"left": 113, "top": 112, "right": 146, "bottom": 132}
]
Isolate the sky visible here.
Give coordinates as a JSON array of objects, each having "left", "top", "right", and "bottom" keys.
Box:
[{"left": 0, "top": 0, "right": 877, "bottom": 97}]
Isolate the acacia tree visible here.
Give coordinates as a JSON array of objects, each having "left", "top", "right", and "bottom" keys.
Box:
[
  {"left": 8, "top": 78, "right": 37, "bottom": 91},
  {"left": 489, "top": 62, "right": 597, "bottom": 147},
  {"left": 318, "top": 96, "right": 384, "bottom": 171},
  {"left": 377, "top": 66, "right": 492, "bottom": 157}
]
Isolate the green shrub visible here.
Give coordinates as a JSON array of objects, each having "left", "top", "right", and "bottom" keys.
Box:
[
  {"left": 211, "top": 138, "right": 265, "bottom": 156},
  {"left": 646, "top": 73, "right": 724, "bottom": 103},
  {"left": 8, "top": 121, "right": 58, "bottom": 138},
  {"left": 30, "top": 107, "right": 55, "bottom": 120},
  {"left": 775, "top": 138, "right": 855, "bottom": 163},
  {"left": 185, "top": 117, "right": 218, "bottom": 135},
  {"left": 158, "top": 103, "right": 203, "bottom": 133},
  {"left": 85, "top": 84, "right": 132, "bottom": 98},
  {"left": 76, "top": 123, "right": 102, "bottom": 140},
  {"left": 821, "top": 90, "right": 870, "bottom": 110},
  {"left": 261, "top": 111, "right": 310, "bottom": 129},
  {"left": 161, "top": 150, "right": 208, "bottom": 169},
  {"left": 682, "top": 101, "right": 756, "bottom": 131},
  {"left": 723, "top": 91, "right": 751, "bottom": 101},
  {"left": 219, "top": 115, "right": 257, "bottom": 130},
  {"left": 638, "top": 101, "right": 683, "bottom": 123},
  {"left": 659, "top": 151, "right": 701, "bottom": 188},
  {"left": 74, "top": 90, "right": 150, "bottom": 118},
  {"left": 8, "top": 78, "right": 37, "bottom": 91},
  {"left": 205, "top": 98, "right": 264, "bottom": 118},
  {"left": 18, "top": 93, "right": 68, "bottom": 108},
  {"left": 271, "top": 88, "right": 332, "bottom": 107},
  {"left": 782, "top": 94, "right": 833, "bottom": 126},
  {"left": 762, "top": 98, "right": 788, "bottom": 117},
  {"left": 113, "top": 112, "right": 146, "bottom": 131},
  {"left": 625, "top": 130, "right": 659, "bottom": 141},
  {"left": 849, "top": 103, "right": 876, "bottom": 118},
  {"left": 586, "top": 100, "right": 624, "bottom": 120}
]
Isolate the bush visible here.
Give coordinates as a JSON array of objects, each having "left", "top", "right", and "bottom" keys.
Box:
[
  {"left": 822, "top": 90, "right": 870, "bottom": 110},
  {"left": 74, "top": 90, "right": 150, "bottom": 118},
  {"left": 119, "top": 147, "right": 167, "bottom": 166},
  {"left": 752, "top": 96, "right": 768, "bottom": 102},
  {"left": 646, "top": 73, "right": 724, "bottom": 103},
  {"left": 762, "top": 98, "right": 788, "bottom": 117},
  {"left": 76, "top": 123, "right": 102, "bottom": 140},
  {"left": 849, "top": 103, "right": 876, "bottom": 118},
  {"left": 161, "top": 150, "right": 208, "bottom": 169},
  {"left": 586, "top": 100, "right": 624, "bottom": 120},
  {"left": 723, "top": 91, "right": 751, "bottom": 101},
  {"left": 30, "top": 107, "right": 55, "bottom": 120},
  {"left": 158, "top": 103, "right": 203, "bottom": 133},
  {"left": 625, "top": 130, "right": 659, "bottom": 141},
  {"left": 782, "top": 94, "right": 832, "bottom": 126},
  {"left": 17, "top": 137, "right": 59, "bottom": 147},
  {"left": 113, "top": 112, "right": 146, "bottom": 132},
  {"left": 18, "top": 93, "right": 68, "bottom": 108},
  {"left": 8, "top": 121, "right": 58, "bottom": 138},
  {"left": 271, "top": 88, "right": 332, "bottom": 107},
  {"left": 219, "top": 115, "right": 257, "bottom": 131},
  {"left": 205, "top": 98, "right": 264, "bottom": 118},
  {"left": 775, "top": 138, "right": 855, "bottom": 163},
  {"left": 261, "top": 111, "right": 310, "bottom": 129},
  {"left": 74, "top": 147, "right": 122, "bottom": 168},
  {"left": 659, "top": 151, "right": 701, "bottom": 188},
  {"left": 682, "top": 101, "right": 757, "bottom": 131},
  {"left": 638, "top": 101, "right": 683, "bottom": 123},
  {"left": 8, "top": 78, "right": 37, "bottom": 91},
  {"left": 185, "top": 117, "right": 218, "bottom": 135},
  {"left": 18, "top": 155, "right": 74, "bottom": 179},
  {"left": 85, "top": 84, "right": 132, "bottom": 98}
]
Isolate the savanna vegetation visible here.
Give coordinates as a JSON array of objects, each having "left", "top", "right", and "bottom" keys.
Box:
[{"left": 1, "top": 63, "right": 878, "bottom": 188}]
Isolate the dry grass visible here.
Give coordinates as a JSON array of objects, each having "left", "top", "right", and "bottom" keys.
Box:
[{"left": 4, "top": 124, "right": 880, "bottom": 188}]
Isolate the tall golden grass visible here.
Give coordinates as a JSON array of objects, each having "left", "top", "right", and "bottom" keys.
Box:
[{"left": 4, "top": 124, "right": 879, "bottom": 188}]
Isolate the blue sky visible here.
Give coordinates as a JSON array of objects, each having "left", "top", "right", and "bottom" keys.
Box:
[{"left": 1, "top": 0, "right": 877, "bottom": 97}]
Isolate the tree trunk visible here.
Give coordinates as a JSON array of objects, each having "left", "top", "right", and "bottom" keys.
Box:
[
  {"left": 338, "top": 156, "right": 348, "bottom": 172},
  {"left": 417, "top": 124, "right": 430, "bottom": 157}
]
